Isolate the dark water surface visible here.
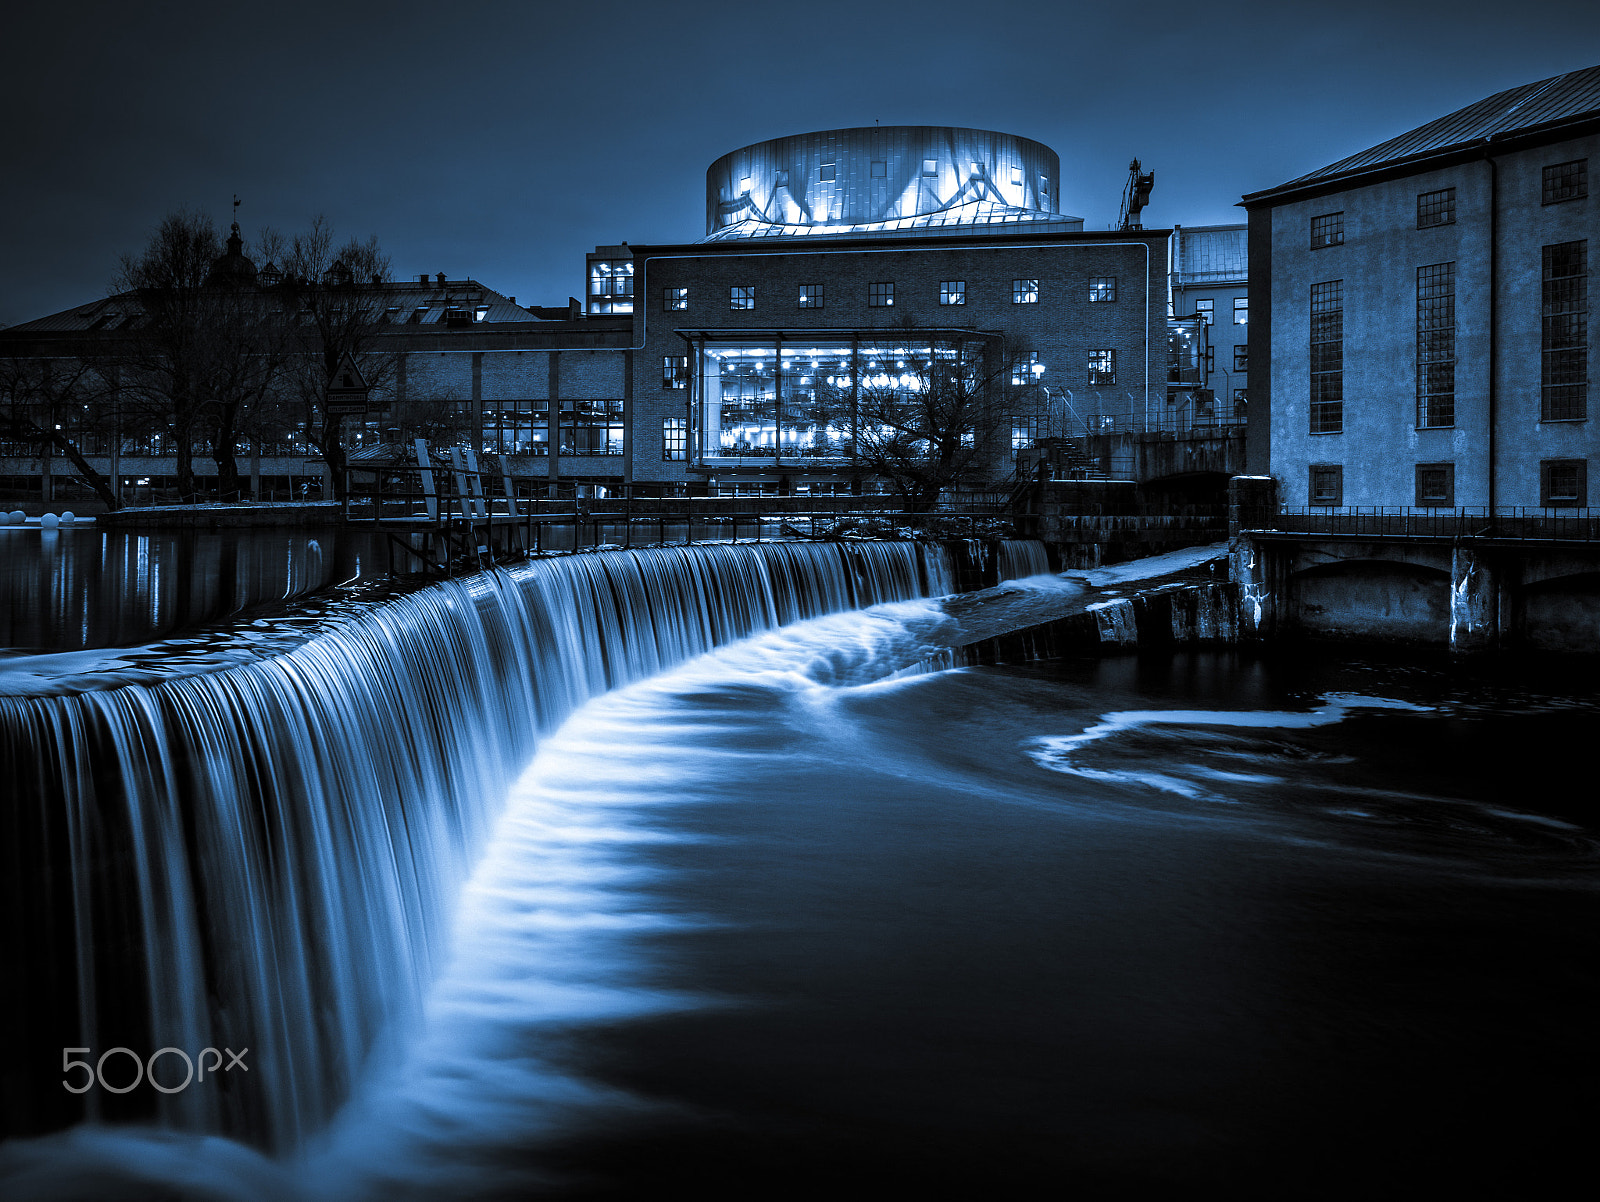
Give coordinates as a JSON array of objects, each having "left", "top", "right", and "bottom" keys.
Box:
[
  {"left": 302, "top": 641, "right": 1598, "bottom": 1200},
  {"left": 0, "top": 526, "right": 401, "bottom": 653}
]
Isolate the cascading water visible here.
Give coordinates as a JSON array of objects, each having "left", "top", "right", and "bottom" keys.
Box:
[
  {"left": 0, "top": 540, "right": 955, "bottom": 1155},
  {"left": 995, "top": 539, "right": 1051, "bottom": 582}
]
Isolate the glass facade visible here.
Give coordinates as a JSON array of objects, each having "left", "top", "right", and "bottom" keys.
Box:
[
  {"left": 690, "top": 335, "right": 987, "bottom": 466},
  {"left": 588, "top": 260, "right": 633, "bottom": 314}
]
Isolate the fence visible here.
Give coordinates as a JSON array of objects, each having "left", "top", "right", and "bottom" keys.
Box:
[{"left": 1248, "top": 507, "right": 1600, "bottom": 542}]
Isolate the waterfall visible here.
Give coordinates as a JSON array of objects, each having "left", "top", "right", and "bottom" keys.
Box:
[
  {"left": 995, "top": 540, "right": 1051, "bottom": 581},
  {"left": 0, "top": 540, "right": 953, "bottom": 1154}
]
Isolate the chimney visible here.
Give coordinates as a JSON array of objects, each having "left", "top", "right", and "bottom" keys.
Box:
[
  {"left": 436, "top": 272, "right": 446, "bottom": 287},
  {"left": 508, "top": 296, "right": 516, "bottom": 305},
  {"left": 418, "top": 273, "right": 429, "bottom": 285}
]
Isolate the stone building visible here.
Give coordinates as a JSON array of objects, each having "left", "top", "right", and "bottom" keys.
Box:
[{"left": 1242, "top": 64, "right": 1598, "bottom": 510}]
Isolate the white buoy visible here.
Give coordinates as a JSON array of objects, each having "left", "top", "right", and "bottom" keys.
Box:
[
  {"left": 6, "top": 511, "right": 23, "bottom": 526},
  {"left": 60, "top": 511, "right": 76, "bottom": 525},
  {"left": 40, "top": 513, "right": 60, "bottom": 530}
]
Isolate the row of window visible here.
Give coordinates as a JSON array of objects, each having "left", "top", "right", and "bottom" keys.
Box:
[
  {"left": 1309, "top": 158, "right": 1588, "bottom": 247},
  {"left": 665, "top": 277, "right": 1118, "bottom": 312},
  {"left": 663, "top": 350, "right": 1121, "bottom": 388},
  {"left": 1189, "top": 297, "right": 1249, "bottom": 326},
  {"left": 1309, "top": 240, "right": 1589, "bottom": 433},
  {"left": 1308, "top": 460, "right": 1588, "bottom": 508}
]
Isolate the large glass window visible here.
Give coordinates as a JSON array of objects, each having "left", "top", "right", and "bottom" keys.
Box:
[
  {"left": 481, "top": 400, "right": 548, "bottom": 455},
  {"left": 731, "top": 285, "right": 755, "bottom": 310},
  {"left": 664, "top": 287, "right": 688, "bottom": 311},
  {"left": 588, "top": 260, "right": 633, "bottom": 315},
  {"left": 1311, "top": 279, "right": 1344, "bottom": 433},
  {"left": 799, "top": 284, "right": 823, "bottom": 309},
  {"left": 1542, "top": 240, "right": 1588, "bottom": 421},
  {"left": 1089, "top": 276, "right": 1117, "bottom": 302},
  {"left": 868, "top": 282, "right": 895, "bottom": 307},
  {"left": 940, "top": 281, "right": 965, "bottom": 305},
  {"left": 560, "top": 399, "right": 623, "bottom": 455},
  {"left": 1233, "top": 296, "right": 1248, "bottom": 325},
  {"left": 1543, "top": 160, "right": 1588, "bottom": 205},
  {"left": 695, "top": 336, "right": 986, "bottom": 465},
  {"left": 1013, "top": 279, "right": 1038, "bottom": 304},
  {"left": 1311, "top": 212, "right": 1344, "bottom": 249},
  {"left": 664, "top": 355, "right": 688, "bottom": 389},
  {"left": 1417, "top": 188, "right": 1456, "bottom": 228},
  {"left": 1417, "top": 262, "right": 1456, "bottom": 427},
  {"left": 1194, "top": 298, "right": 1214, "bottom": 325}
]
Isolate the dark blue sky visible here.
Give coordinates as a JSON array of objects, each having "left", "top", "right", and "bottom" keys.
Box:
[{"left": 3, "top": 0, "right": 1596, "bottom": 327}]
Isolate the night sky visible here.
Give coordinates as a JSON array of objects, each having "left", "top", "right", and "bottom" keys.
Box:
[{"left": 3, "top": 0, "right": 1597, "bottom": 328}]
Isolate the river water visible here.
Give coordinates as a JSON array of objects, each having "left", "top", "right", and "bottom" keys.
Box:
[{"left": 1, "top": 550, "right": 1596, "bottom": 1199}]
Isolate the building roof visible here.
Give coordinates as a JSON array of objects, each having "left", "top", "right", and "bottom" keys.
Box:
[
  {"left": 5, "top": 278, "right": 538, "bottom": 334},
  {"left": 1246, "top": 63, "right": 1600, "bottom": 203},
  {"left": 1173, "top": 225, "right": 1246, "bottom": 286}
]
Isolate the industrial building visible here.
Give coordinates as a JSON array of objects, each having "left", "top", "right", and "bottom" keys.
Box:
[
  {"left": 1242, "top": 64, "right": 1598, "bottom": 510},
  {"left": 3, "top": 126, "right": 1179, "bottom": 504}
]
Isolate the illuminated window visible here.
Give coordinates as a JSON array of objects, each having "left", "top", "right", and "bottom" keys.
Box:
[
  {"left": 1010, "top": 166, "right": 1023, "bottom": 187},
  {"left": 1417, "top": 188, "right": 1456, "bottom": 228},
  {"left": 970, "top": 161, "right": 983, "bottom": 177},
  {"left": 1542, "top": 240, "right": 1588, "bottom": 420},
  {"left": 1541, "top": 459, "right": 1587, "bottom": 506},
  {"left": 1013, "top": 279, "right": 1038, "bottom": 304},
  {"left": 867, "top": 282, "right": 894, "bottom": 307},
  {"left": 1233, "top": 296, "right": 1248, "bottom": 324},
  {"left": 663, "top": 287, "right": 688, "bottom": 311},
  {"left": 663, "top": 355, "right": 688, "bottom": 389},
  {"left": 740, "top": 176, "right": 751, "bottom": 194},
  {"left": 870, "top": 160, "right": 886, "bottom": 178},
  {"left": 1415, "top": 463, "right": 1454, "bottom": 507},
  {"left": 1088, "top": 276, "right": 1117, "bottom": 302},
  {"left": 1543, "top": 160, "right": 1588, "bottom": 204},
  {"left": 1040, "top": 176, "right": 1050, "bottom": 199},
  {"left": 1087, "top": 349, "right": 1116, "bottom": 385},
  {"left": 731, "top": 285, "right": 755, "bottom": 310},
  {"left": 1310, "top": 464, "right": 1343, "bottom": 506},
  {"left": 1194, "top": 298, "right": 1214, "bottom": 325},
  {"left": 799, "top": 284, "right": 823, "bottom": 309},
  {"left": 775, "top": 170, "right": 789, "bottom": 188},
  {"left": 1311, "top": 212, "right": 1344, "bottom": 248},
  {"left": 1233, "top": 345, "right": 1248, "bottom": 372},
  {"left": 560, "top": 399, "right": 624, "bottom": 456},
  {"left": 1012, "top": 351, "right": 1041, "bottom": 386},
  {"left": 663, "top": 418, "right": 687, "bottom": 461},
  {"left": 1310, "top": 279, "right": 1344, "bottom": 433},
  {"left": 1417, "top": 262, "right": 1456, "bottom": 427},
  {"left": 588, "top": 260, "right": 633, "bottom": 314},
  {"left": 922, "top": 158, "right": 937, "bottom": 176},
  {"left": 819, "top": 163, "right": 836, "bottom": 182},
  {"left": 940, "top": 281, "right": 965, "bottom": 305},
  {"left": 480, "top": 400, "right": 548, "bottom": 455}
]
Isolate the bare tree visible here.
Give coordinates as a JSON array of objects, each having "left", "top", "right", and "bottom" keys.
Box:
[
  {"left": 270, "top": 218, "right": 396, "bottom": 499},
  {"left": 110, "top": 211, "right": 223, "bottom": 502},
  {"left": 0, "top": 355, "right": 121, "bottom": 509},
  {"left": 852, "top": 335, "right": 1022, "bottom": 512}
]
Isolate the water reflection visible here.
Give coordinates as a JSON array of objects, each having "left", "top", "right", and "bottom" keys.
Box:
[{"left": 0, "top": 528, "right": 400, "bottom": 653}]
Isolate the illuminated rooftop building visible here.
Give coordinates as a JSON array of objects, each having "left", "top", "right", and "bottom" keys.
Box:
[{"left": 703, "top": 126, "right": 1083, "bottom": 242}]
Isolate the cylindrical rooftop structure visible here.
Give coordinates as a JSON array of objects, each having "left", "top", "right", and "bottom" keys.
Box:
[{"left": 705, "top": 126, "right": 1078, "bottom": 241}]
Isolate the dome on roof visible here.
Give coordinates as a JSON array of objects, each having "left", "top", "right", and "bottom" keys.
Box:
[
  {"left": 705, "top": 126, "right": 1079, "bottom": 240},
  {"left": 206, "top": 222, "right": 258, "bottom": 288}
]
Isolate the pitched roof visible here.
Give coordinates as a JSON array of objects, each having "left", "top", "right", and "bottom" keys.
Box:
[{"left": 1252, "top": 63, "right": 1600, "bottom": 200}]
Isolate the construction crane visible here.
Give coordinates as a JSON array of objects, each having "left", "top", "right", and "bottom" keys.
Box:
[{"left": 1118, "top": 159, "right": 1155, "bottom": 230}]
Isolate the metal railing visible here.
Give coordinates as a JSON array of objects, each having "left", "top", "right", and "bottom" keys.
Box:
[{"left": 1246, "top": 507, "right": 1600, "bottom": 542}]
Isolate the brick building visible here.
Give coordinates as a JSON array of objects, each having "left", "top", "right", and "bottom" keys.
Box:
[
  {"left": 1242, "top": 64, "right": 1598, "bottom": 510},
  {"left": 3, "top": 125, "right": 1176, "bottom": 503},
  {"left": 1170, "top": 224, "right": 1248, "bottom": 426}
]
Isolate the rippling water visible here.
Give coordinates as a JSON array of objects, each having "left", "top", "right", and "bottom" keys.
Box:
[{"left": 4, "top": 597, "right": 1597, "bottom": 1198}]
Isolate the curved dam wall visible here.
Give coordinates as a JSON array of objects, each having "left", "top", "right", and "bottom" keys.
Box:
[{"left": 0, "top": 540, "right": 975, "bottom": 1151}]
